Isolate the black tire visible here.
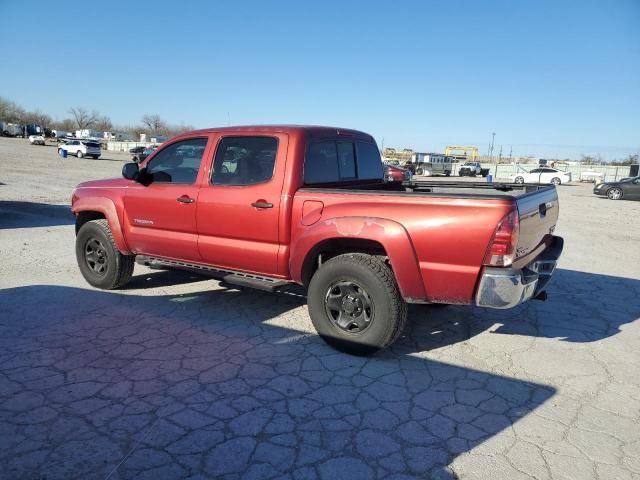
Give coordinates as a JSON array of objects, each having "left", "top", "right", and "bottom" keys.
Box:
[
  {"left": 514, "top": 176, "right": 524, "bottom": 184},
  {"left": 551, "top": 177, "right": 561, "bottom": 185},
  {"left": 307, "top": 253, "right": 408, "bottom": 356},
  {"left": 77, "top": 150, "right": 84, "bottom": 158},
  {"left": 76, "top": 219, "right": 135, "bottom": 289},
  {"left": 415, "top": 168, "right": 424, "bottom": 175}
]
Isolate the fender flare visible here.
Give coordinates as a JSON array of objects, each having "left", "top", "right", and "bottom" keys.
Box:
[
  {"left": 72, "top": 197, "right": 131, "bottom": 254},
  {"left": 290, "top": 216, "right": 427, "bottom": 302}
]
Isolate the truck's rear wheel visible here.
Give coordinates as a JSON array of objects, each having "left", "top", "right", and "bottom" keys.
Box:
[
  {"left": 76, "top": 219, "right": 135, "bottom": 289},
  {"left": 307, "top": 253, "right": 408, "bottom": 356}
]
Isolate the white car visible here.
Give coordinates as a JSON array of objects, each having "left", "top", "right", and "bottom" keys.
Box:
[
  {"left": 58, "top": 139, "right": 102, "bottom": 159},
  {"left": 28, "top": 134, "right": 46, "bottom": 145},
  {"left": 512, "top": 167, "right": 572, "bottom": 185}
]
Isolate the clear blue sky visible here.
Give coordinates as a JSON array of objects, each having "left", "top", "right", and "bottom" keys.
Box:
[{"left": 1, "top": 0, "right": 639, "bottom": 160}]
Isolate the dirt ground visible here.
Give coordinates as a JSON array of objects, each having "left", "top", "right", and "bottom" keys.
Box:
[{"left": 1, "top": 136, "right": 639, "bottom": 480}]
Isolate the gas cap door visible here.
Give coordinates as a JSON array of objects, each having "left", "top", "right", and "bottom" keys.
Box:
[{"left": 301, "top": 200, "right": 324, "bottom": 226}]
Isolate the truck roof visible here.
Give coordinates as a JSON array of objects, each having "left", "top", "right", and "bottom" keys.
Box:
[{"left": 185, "top": 125, "right": 374, "bottom": 140}]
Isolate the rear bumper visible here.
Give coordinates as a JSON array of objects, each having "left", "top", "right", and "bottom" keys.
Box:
[{"left": 475, "top": 236, "right": 564, "bottom": 309}]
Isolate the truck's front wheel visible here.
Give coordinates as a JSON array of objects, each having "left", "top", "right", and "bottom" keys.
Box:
[
  {"left": 308, "top": 253, "right": 408, "bottom": 356},
  {"left": 76, "top": 219, "right": 135, "bottom": 289}
]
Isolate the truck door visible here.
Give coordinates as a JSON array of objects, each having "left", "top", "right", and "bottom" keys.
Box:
[
  {"left": 196, "top": 134, "right": 288, "bottom": 276},
  {"left": 123, "top": 137, "right": 208, "bottom": 261}
]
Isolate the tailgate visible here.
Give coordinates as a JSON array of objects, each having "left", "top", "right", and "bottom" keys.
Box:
[{"left": 515, "top": 186, "right": 559, "bottom": 264}]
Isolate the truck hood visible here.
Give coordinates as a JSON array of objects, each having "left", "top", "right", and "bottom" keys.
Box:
[{"left": 76, "top": 178, "right": 131, "bottom": 189}]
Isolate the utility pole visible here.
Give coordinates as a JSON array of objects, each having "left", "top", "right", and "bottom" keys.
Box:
[
  {"left": 489, "top": 132, "right": 496, "bottom": 160},
  {"left": 498, "top": 145, "right": 503, "bottom": 163},
  {"left": 509, "top": 146, "right": 513, "bottom": 162}
]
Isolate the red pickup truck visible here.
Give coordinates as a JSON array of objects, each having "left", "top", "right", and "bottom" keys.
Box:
[{"left": 72, "top": 125, "right": 563, "bottom": 355}]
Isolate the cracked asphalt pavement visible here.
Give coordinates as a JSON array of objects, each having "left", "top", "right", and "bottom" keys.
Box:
[{"left": 1, "top": 138, "right": 639, "bottom": 479}]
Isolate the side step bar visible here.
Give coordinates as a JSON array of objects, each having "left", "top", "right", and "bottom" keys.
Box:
[{"left": 136, "top": 255, "right": 291, "bottom": 292}]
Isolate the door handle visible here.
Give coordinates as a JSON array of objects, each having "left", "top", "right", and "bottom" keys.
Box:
[
  {"left": 177, "top": 196, "right": 195, "bottom": 204},
  {"left": 251, "top": 201, "right": 273, "bottom": 209}
]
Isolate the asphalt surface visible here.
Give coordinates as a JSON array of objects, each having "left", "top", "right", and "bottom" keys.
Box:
[{"left": 1, "top": 137, "right": 639, "bottom": 480}]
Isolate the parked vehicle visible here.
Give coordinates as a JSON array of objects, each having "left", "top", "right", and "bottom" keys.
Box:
[
  {"left": 408, "top": 153, "right": 452, "bottom": 176},
  {"left": 25, "top": 124, "right": 44, "bottom": 137},
  {"left": 130, "top": 145, "right": 159, "bottom": 163},
  {"left": 459, "top": 161, "right": 489, "bottom": 177},
  {"left": 1, "top": 122, "right": 24, "bottom": 137},
  {"left": 129, "top": 146, "right": 147, "bottom": 162},
  {"left": 71, "top": 125, "right": 563, "bottom": 355},
  {"left": 579, "top": 170, "right": 604, "bottom": 183},
  {"left": 384, "top": 164, "right": 411, "bottom": 183},
  {"left": 512, "top": 167, "right": 571, "bottom": 185},
  {"left": 51, "top": 129, "right": 73, "bottom": 139},
  {"left": 129, "top": 146, "right": 146, "bottom": 154},
  {"left": 138, "top": 145, "right": 158, "bottom": 162},
  {"left": 58, "top": 139, "right": 102, "bottom": 159},
  {"left": 28, "top": 134, "right": 46, "bottom": 145},
  {"left": 593, "top": 176, "right": 640, "bottom": 200}
]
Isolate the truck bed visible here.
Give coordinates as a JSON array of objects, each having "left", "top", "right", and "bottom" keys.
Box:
[
  {"left": 402, "top": 180, "right": 552, "bottom": 198},
  {"left": 297, "top": 179, "right": 559, "bottom": 300},
  {"left": 302, "top": 180, "right": 554, "bottom": 200}
]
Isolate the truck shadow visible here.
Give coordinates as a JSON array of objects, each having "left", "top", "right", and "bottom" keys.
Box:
[
  {"left": 485, "top": 268, "right": 640, "bottom": 342},
  {"left": 0, "top": 283, "right": 555, "bottom": 479},
  {"left": 0, "top": 201, "right": 74, "bottom": 229},
  {"left": 130, "top": 266, "right": 640, "bottom": 346}
]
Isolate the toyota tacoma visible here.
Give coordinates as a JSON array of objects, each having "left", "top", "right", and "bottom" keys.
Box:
[{"left": 72, "top": 125, "right": 563, "bottom": 355}]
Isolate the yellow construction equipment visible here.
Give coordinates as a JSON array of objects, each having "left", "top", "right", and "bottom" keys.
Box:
[{"left": 445, "top": 146, "right": 479, "bottom": 161}]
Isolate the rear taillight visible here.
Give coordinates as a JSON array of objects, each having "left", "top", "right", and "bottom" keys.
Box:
[{"left": 483, "top": 210, "right": 520, "bottom": 267}]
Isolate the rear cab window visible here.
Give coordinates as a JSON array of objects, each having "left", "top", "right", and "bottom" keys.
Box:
[{"left": 304, "top": 138, "right": 383, "bottom": 185}]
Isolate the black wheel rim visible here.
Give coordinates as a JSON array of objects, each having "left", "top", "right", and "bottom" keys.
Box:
[
  {"left": 324, "top": 280, "right": 374, "bottom": 334},
  {"left": 84, "top": 238, "right": 108, "bottom": 275}
]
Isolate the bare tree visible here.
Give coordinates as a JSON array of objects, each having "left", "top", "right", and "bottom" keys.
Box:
[
  {"left": 53, "top": 118, "right": 78, "bottom": 134},
  {"left": 141, "top": 114, "right": 166, "bottom": 133},
  {"left": 22, "top": 110, "right": 52, "bottom": 127},
  {"left": 164, "top": 123, "right": 194, "bottom": 137},
  {"left": 68, "top": 107, "right": 99, "bottom": 130},
  {"left": 94, "top": 115, "right": 113, "bottom": 132},
  {"left": 0, "top": 97, "right": 26, "bottom": 123}
]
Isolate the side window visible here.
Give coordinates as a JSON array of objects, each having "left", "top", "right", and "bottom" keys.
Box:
[
  {"left": 337, "top": 142, "right": 356, "bottom": 179},
  {"left": 356, "top": 141, "right": 384, "bottom": 180},
  {"left": 304, "top": 142, "right": 339, "bottom": 184},
  {"left": 146, "top": 137, "right": 207, "bottom": 184},
  {"left": 212, "top": 136, "right": 278, "bottom": 186},
  {"left": 530, "top": 168, "right": 542, "bottom": 173}
]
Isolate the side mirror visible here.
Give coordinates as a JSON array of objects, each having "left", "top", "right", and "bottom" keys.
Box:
[{"left": 122, "top": 162, "right": 139, "bottom": 180}]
